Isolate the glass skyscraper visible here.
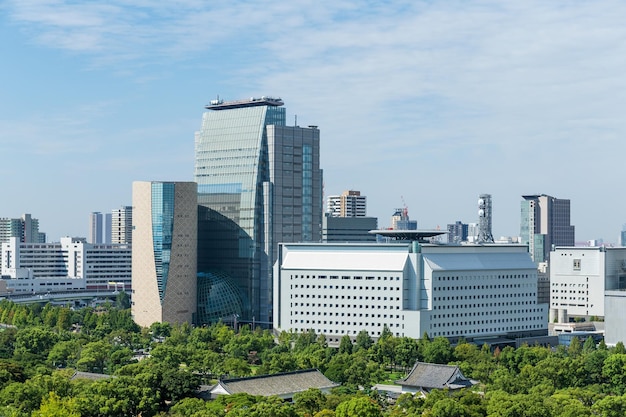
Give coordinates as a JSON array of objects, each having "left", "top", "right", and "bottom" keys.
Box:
[{"left": 195, "top": 97, "right": 322, "bottom": 324}]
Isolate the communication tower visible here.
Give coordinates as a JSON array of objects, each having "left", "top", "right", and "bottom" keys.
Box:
[{"left": 477, "top": 194, "right": 494, "bottom": 243}]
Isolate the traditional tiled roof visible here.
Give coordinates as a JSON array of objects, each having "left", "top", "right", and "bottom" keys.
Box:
[
  {"left": 212, "top": 369, "right": 339, "bottom": 397},
  {"left": 70, "top": 371, "right": 114, "bottom": 381},
  {"left": 396, "top": 362, "right": 475, "bottom": 390}
]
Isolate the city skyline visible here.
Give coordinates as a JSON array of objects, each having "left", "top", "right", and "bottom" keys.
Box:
[{"left": 2, "top": 1, "right": 625, "bottom": 243}]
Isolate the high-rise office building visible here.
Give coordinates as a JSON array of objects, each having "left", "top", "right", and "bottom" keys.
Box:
[
  {"left": 0, "top": 214, "right": 43, "bottom": 243},
  {"left": 131, "top": 181, "right": 198, "bottom": 327},
  {"left": 521, "top": 194, "right": 575, "bottom": 263},
  {"left": 88, "top": 212, "right": 103, "bottom": 244},
  {"left": 327, "top": 190, "right": 367, "bottom": 217},
  {"left": 88, "top": 212, "right": 112, "bottom": 244},
  {"left": 194, "top": 97, "right": 322, "bottom": 324},
  {"left": 112, "top": 206, "right": 133, "bottom": 244}
]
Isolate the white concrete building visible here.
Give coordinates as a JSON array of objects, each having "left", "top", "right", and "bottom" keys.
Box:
[
  {"left": 550, "top": 246, "right": 626, "bottom": 318},
  {"left": 327, "top": 190, "right": 367, "bottom": 217},
  {"left": 111, "top": 206, "right": 132, "bottom": 244},
  {"left": 274, "top": 241, "right": 547, "bottom": 344},
  {"left": 1, "top": 237, "right": 131, "bottom": 293}
]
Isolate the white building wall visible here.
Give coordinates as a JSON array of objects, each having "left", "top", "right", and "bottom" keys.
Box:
[
  {"left": 550, "top": 247, "right": 626, "bottom": 318},
  {"left": 1, "top": 236, "right": 131, "bottom": 293},
  {"left": 274, "top": 243, "right": 547, "bottom": 344}
]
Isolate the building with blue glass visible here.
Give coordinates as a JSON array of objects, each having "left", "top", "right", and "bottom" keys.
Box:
[
  {"left": 131, "top": 181, "right": 198, "bottom": 327},
  {"left": 195, "top": 97, "right": 322, "bottom": 324}
]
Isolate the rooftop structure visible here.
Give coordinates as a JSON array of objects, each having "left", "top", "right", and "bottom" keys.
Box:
[
  {"left": 396, "top": 362, "right": 477, "bottom": 394},
  {"left": 370, "top": 229, "right": 447, "bottom": 243},
  {"left": 205, "top": 96, "right": 284, "bottom": 110},
  {"left": 209, "top": 369, "right": 339, "bottom": 400}
]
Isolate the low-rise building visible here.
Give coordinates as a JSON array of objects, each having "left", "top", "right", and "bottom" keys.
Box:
[
  {"left": 1, "top": 236, "right": 131, "bottom": 293},
  {"left": 550, "top": 246, "right": 626, "bottom": 319}
]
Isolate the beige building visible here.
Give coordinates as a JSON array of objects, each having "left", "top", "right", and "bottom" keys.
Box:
[{"left": 131, "top": 181, "right": 198, "bottom": 327}]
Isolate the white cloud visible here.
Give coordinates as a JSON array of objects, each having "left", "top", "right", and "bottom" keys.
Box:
[{"left": 4, "top": 0, "right": 626, "bottom": 240}]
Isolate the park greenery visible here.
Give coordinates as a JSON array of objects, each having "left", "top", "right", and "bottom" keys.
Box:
[{"left": 0, "top": 297, "right": 626, "bottom": 416}]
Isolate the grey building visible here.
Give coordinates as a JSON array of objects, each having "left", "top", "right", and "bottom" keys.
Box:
[
  {"left": 194, "top": 97, "right": 322, "bottom": 324},
  {"left": 521, "top": 194, "right": 575, "bottom": 263},
  {"left": 447, "top": 221, "right": 468, "bottom": 244},
  {"left": 322, "top": 215, "right": 378, "bottom": 243},
  {"left": 605, "top": 290, "right": 626, "bottom": 346}
]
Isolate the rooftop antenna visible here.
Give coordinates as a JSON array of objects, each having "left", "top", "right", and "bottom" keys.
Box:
[{"left": 294, "top": 114, "right": 298, "bottom": 127}]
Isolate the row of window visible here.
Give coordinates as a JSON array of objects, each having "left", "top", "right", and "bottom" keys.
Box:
[
  {"left": 292, "top": 284, "right": 400, "bottom": 291},
  {"left": 291, "top": 303, "right": 400, "bottom": 310},
  {"left": 434, "top": 283, "right": 527, "bottom": 290},
  {"left": 292, "top": 294, "right": 400, "bottom": 301},
  {"left": 434, "top": 293, "right": 536, "bottom": 301},
  {"left": 291, "top": 310, "right": 402, "bottom": 319},
  {"left": 291, "top": 320, "right": 402, "bottom": 328},
  {"left": 433, "top": 301, "right": 536, "bottom": 309},
  {"left": 291, "top": 274, "right": 400, "bottom": 281},
  {"left": 290, "top": 329, "right": 399, "bottom": 338},
  {"left": 436, "top": 274, "right": 530, "bottom": 280},
  {"left": 431, "top": 308, "right": 543, "bottom": 318},
  {"left": 432, "top": 317, "right": 543, "bottom": 327}
]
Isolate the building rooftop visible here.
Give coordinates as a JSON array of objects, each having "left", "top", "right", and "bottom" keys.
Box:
[
  {"left": 396, "top": 362, "right": 476, "bottom": 391},
  {"left": 370, "top": 229, "right": 448, "bottom": 242},
  {"left": 211, "top": 369, "right": 338, "bottom": 397},
  {"left": 205, "top": 96, "right": 284, "bottom": 110}
]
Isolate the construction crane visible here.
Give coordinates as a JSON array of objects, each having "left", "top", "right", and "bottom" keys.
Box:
[{"left": 400, "top": 196, "right": 409, "bottom": 220}]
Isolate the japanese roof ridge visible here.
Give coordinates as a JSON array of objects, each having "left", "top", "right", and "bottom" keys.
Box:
[{"left": 220, "top": 368, "right": 321, "bottom": 383}]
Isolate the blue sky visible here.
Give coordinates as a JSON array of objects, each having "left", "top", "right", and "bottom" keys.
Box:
[{"left": 1, "top": 0, "right": 625, "bottom": 243}]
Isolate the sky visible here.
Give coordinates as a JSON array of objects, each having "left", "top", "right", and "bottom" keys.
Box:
[{"left": 1, "top": 0, "right": 625, "bottom": 244}]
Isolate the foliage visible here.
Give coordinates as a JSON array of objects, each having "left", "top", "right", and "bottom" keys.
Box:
[{"left": 6, "top": 301, "right": 626, "bottom": 416}]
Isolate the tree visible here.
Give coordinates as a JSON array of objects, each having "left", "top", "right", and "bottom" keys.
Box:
[
  {"left": 355, "top": 330, "right": 373, "bottom": 352},
  {"left": 47, "top": 339, "right": 81, "bottom": 369},
  {"left": 14, "top": 326, "right": 59, "bottom": 358},
  {"left": 428, "top": 397, "right": 469, "bottom": 417},
  {"left": 335, "top": 396, "right": 382, "bottom": 417},
  {"left": 294, "top": 388, "right": 327, "bottom": 416},
  {"left": 76, "top": 340, "right": 111, "bottom": 373},
  {"left": 339, "top": 336, "right": 353, "bottom": 355},
  {"left": 115, "top": 291, "right": 131, "bottom": 309},
  {"left": 32, "top": 392, "right": 80, "bottom": 417},
  {"left": 422, "top": 337, "right": 452, "bottom": 364},
  {"left": 568, "top": 337, "right": 582, "bottom": 357},
  {"left": 602, "top": 354, "right": 626, "bottom": 395},
  {"left": 582, "top": 336, "right": 596, "bottom": 353},
  {"left": 395, "top": 337, "right": 419, "bottom": 371}
]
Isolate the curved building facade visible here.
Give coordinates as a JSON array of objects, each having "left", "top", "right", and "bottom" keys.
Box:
[
  {"left": 132, "top": 181, "right": 197, "bottom": 327},
  {"left": 195, "top": 97, "right": 322, "bottom": 324}
]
